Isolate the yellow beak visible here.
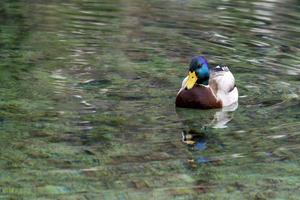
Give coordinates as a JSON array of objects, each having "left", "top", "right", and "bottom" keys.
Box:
[{"left": 185, "top": 71, "right": 198, "bottom": 89}]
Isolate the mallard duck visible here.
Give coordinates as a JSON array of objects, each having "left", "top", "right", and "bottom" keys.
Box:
[{"left": 176, "top": 56, "right": 238, "bottom": 109}]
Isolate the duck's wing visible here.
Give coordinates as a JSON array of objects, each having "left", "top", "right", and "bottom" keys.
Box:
[
  {"left": 209, "top": 66, "right": 238, "bottom": 107},
  {"left": 209, "top": 66, "right": 236, "bottom": 93}
]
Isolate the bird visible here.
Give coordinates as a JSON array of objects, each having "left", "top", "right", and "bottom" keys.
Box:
[{"left": 176, "top": 56, "right": 238, "bottom": 109}]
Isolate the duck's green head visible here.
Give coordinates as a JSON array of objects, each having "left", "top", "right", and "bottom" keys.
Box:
[{"left": 185, "top": 56, "right": 210, "bottom": 89}]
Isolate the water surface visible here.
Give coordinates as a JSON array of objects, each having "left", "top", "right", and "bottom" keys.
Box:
[{"left": 0, "top": 0, "right": 300, "bottom": 199}]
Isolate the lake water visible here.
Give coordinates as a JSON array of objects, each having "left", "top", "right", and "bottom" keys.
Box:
[{"left": 0, "top": 0, "right": 299, "bottom": 199}]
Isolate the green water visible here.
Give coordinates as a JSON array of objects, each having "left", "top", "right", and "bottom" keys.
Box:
[{"left": 0, "top": 0, "right": 299, "bottom": 199}]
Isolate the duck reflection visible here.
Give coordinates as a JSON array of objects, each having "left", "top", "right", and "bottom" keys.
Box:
[
  {"left": 177, "top": 104, "right": 238, "bottom": 164},
  {"left": 176, "top": 103, "right": 238, "bottom": 145},
  {"left": 176, "top": 102, "right": 238, "bottom": 130},
  {"left": 208, "top": 103, "right": 238, "bottom": 129},
  {"left": 181, "top": 129, "right": 207, "bottom": 151}
]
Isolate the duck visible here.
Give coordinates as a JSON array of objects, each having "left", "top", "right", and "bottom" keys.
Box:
[{"left": 176, "top": 56, "right": 238, "bottom": 109}]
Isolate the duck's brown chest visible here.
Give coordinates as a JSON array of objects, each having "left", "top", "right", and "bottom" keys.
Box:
[{"left": 175, "top": 85, "right": 222, "bottom": 109}]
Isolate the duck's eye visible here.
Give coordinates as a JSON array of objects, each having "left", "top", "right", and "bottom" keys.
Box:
[{"left": 197, "top": 64, "right": 202, "bottom": 69}]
